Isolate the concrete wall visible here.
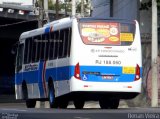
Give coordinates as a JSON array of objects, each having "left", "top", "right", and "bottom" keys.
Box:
[
  {"left": 113, "top": 0, "right": 139, "bottom": 20},
  {"left": 91, "top": 0, "right": 110, "bottom": 18},
  {"left": 91, "top": 0, "right": 139, "bottom": 20}
]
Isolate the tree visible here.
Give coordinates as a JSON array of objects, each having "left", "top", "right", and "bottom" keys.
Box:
[
  {"left": 48, "top": 0, "right": 54, "bottom": 10},
  {"left": 76, "top": 0, "right": 91, "bottom": 16},
  {"left": 48, "top": 0, "right": 72, "bottom": 12},
  {"left": 55, "top": 0, "right": 59, "bottom": 19},
  {"left": 48, "top": 0, "right": 91, "bottom": 16}
]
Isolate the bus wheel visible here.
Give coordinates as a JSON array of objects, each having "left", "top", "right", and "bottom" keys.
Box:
[
  {"left": 110, "top": 99, "right": 120, "bottom": 109},
  {"left": 99, "top": 98, "right": 119, "bottom": 109},
  {"left": 26, "top": 99, "right": 36, "bottom": 108},
  {"left": 48, "top": 85, "right": 58, "bottom": 108},
  {"left": 73, "top": 99, "right": 85, "bottom": 109},
  {"left": 58, "top": 98, "right": 69, "bottom": 109}
]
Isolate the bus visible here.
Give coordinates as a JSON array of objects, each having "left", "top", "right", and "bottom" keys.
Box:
[{"left": 15, "top": 17, "right": 142, "bottom": 109}]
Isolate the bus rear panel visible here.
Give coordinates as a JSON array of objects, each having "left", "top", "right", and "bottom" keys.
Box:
[{"left": 70, "top": 18, "right": 142, "bottom": 99}]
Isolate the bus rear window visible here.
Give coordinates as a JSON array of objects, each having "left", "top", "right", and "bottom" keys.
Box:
[
  {"left": 120, "top": 23, "right": 135, "bottom": 45},
  {"left": 79, "top": 22, "right": 135, "bottom": 46}
]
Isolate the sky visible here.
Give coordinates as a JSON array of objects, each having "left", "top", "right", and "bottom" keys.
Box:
[{"left": 0, "top": 0, "right": 33, "bottom": 5}]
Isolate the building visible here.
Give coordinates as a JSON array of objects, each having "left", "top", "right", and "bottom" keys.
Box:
[
  {"left": 91, "top": 0, "right": 139, "bottom": 20},
  {"left": 0, "top": 0, "right": 33, "bottom": 5}
]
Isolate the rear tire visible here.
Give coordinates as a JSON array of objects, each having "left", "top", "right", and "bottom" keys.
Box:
[
  {"left": 58, "top": 98, "right": 69, "bottom": 109},
  {"left": 73, "top": 99, "right": 85, "bottom": 109},
  {"left": 99, "top": 98, "right": 119, "bottom": 109},
  {"left": 110, "top": 99, "right": 120, "bottom": 109},
  {"left": 26, "top": 99, "right": 36, "bottom": 108}
]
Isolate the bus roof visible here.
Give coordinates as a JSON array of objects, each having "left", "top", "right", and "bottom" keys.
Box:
[
  {"left": 19, "top": 17, "right": 135, "bottom": 41},
  {"left": 19, "top": 17, "right": 72, "bottom": 40},
  {"left": 79, "top": 17, "right": 135, "bottom": 23}
]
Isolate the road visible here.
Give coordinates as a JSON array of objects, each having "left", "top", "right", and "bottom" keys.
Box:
[
  {"left": 0, "top": 102, "right": 160, "bottom": 119},
  {"left": 1, "top": 108, "right": 160, "bottom": 119}
]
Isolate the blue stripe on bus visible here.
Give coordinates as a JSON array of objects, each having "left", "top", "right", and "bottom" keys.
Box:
[
  {"left": 15, "top": 65, "right": 142, "bottom": 85},
  {"left": 45, "top": 27, "right": 50, "bottom": 33},
  {"left": 15, "top": 65, "right": 142, "bottom": 98},
  {"left": 70, "top": 66, "right": 142, "bottom": 82},
  {"left": 38, "top": 60, "right": 46, "bottom": 97}
]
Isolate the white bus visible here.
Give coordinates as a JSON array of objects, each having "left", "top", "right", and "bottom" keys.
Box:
[{"left": 15, "top": 17, "right": 142, "bottom": 109}]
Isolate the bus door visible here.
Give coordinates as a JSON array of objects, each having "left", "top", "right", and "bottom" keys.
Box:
[{"left": 15, "top": 44, "right": 24, "bottom": 85}]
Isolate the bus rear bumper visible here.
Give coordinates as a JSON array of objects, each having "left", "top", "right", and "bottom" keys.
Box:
[{"left": 70, "top": 77, "right": 142, "bottom": 94}]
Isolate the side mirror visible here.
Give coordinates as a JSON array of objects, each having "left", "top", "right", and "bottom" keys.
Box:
[{"left": 11, "top": 43, "right": 18, "bottom": 55}]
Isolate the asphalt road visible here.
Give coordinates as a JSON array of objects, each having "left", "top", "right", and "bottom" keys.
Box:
[
  {"left": 0, "top": 102, "right": 160, "bottom": 119},
  {"left": 0, "top": 107, "right": 160, "bottom": 119}
]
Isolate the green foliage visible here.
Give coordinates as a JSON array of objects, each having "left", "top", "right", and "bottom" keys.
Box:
[
  {"left": 36, "top": 0, "right": 90, "bottom": 14},
  {"left": 48, "top": 0, "right": 72, "bottom": 12},
  {"left": 157, "top": 0, "right": 160, "bottom": 7},
  {"left": 48, "top": 0, "right": 54, "bottom": 10},
  {"left": 76, "top": 2, "right": 90, "bottom": 13},
  {"left": 47, "top": 0, "right": 90, "bottom": 13}
]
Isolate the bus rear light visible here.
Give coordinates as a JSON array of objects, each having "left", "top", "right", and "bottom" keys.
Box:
[
  {"left": 134, "top": 64, "right": 140, "bottom": 81},
  {"left": 127, "top": 86, "right": 132, "bottom": 88},
  {"left": 104, "top": 47, "right": 112, "bottom": 49},
  {"left": 84, "top": 85, "right": 88, "bottom": 87},
  {"left": 74, "top": 63, "right": 81, "bottom": 80}
]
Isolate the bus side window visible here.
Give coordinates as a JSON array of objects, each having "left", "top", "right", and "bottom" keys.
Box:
[
  {"left": 49, "top": 32, "right": 54, "bottom": 60},
  {"left": 33, "top": 35, "right": 41, "bottom": 62},
  {"left": 54, "top": 31, "right": 59, "bottom": 59},
  {"left": 24, "top": 39, "right": 29, "bottom": 64},
  {"left": 41, "top": 34, "right": 49, "bottom": 60},
  {"left": 24, "top": 38, "right": 32, "bottom": 64},
  {"left": 58, "top": 29, "right": 64, "bottom": 58},
  {"left": 16, "top": 44, "right": 24, "bottom": 72},
  {"left": 63, "top": 28, "right": 69, "bottom": 57},
  {"left": 41, "top": 35, "right": 45, "bottom": 60},
  {"left": 67, "top": 28, "right": 72, "bottom": 56},
  {"left": 44, "top": 33, "right": 49, "bottom": 60},
  {"left": 28, "top": 38, "right": 33, "bottom": 63},
  {"left": 32, "top": 37, "right": 37, "bottom": 62}
]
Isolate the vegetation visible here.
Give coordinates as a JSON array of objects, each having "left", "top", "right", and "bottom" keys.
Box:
[
  {"left": 48, "top": 0, "right": 90, "bottom": 15},
  {"left": 48, "top": 0, "right": 71, "bottom": 12}
]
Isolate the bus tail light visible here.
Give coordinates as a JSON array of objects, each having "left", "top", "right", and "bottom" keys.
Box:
[
  {"left": 74, "top": 63, "right": 81, "bottom": 80},
  {"left": 134, "top": 64, "right": 140, "bottom": 81}
]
